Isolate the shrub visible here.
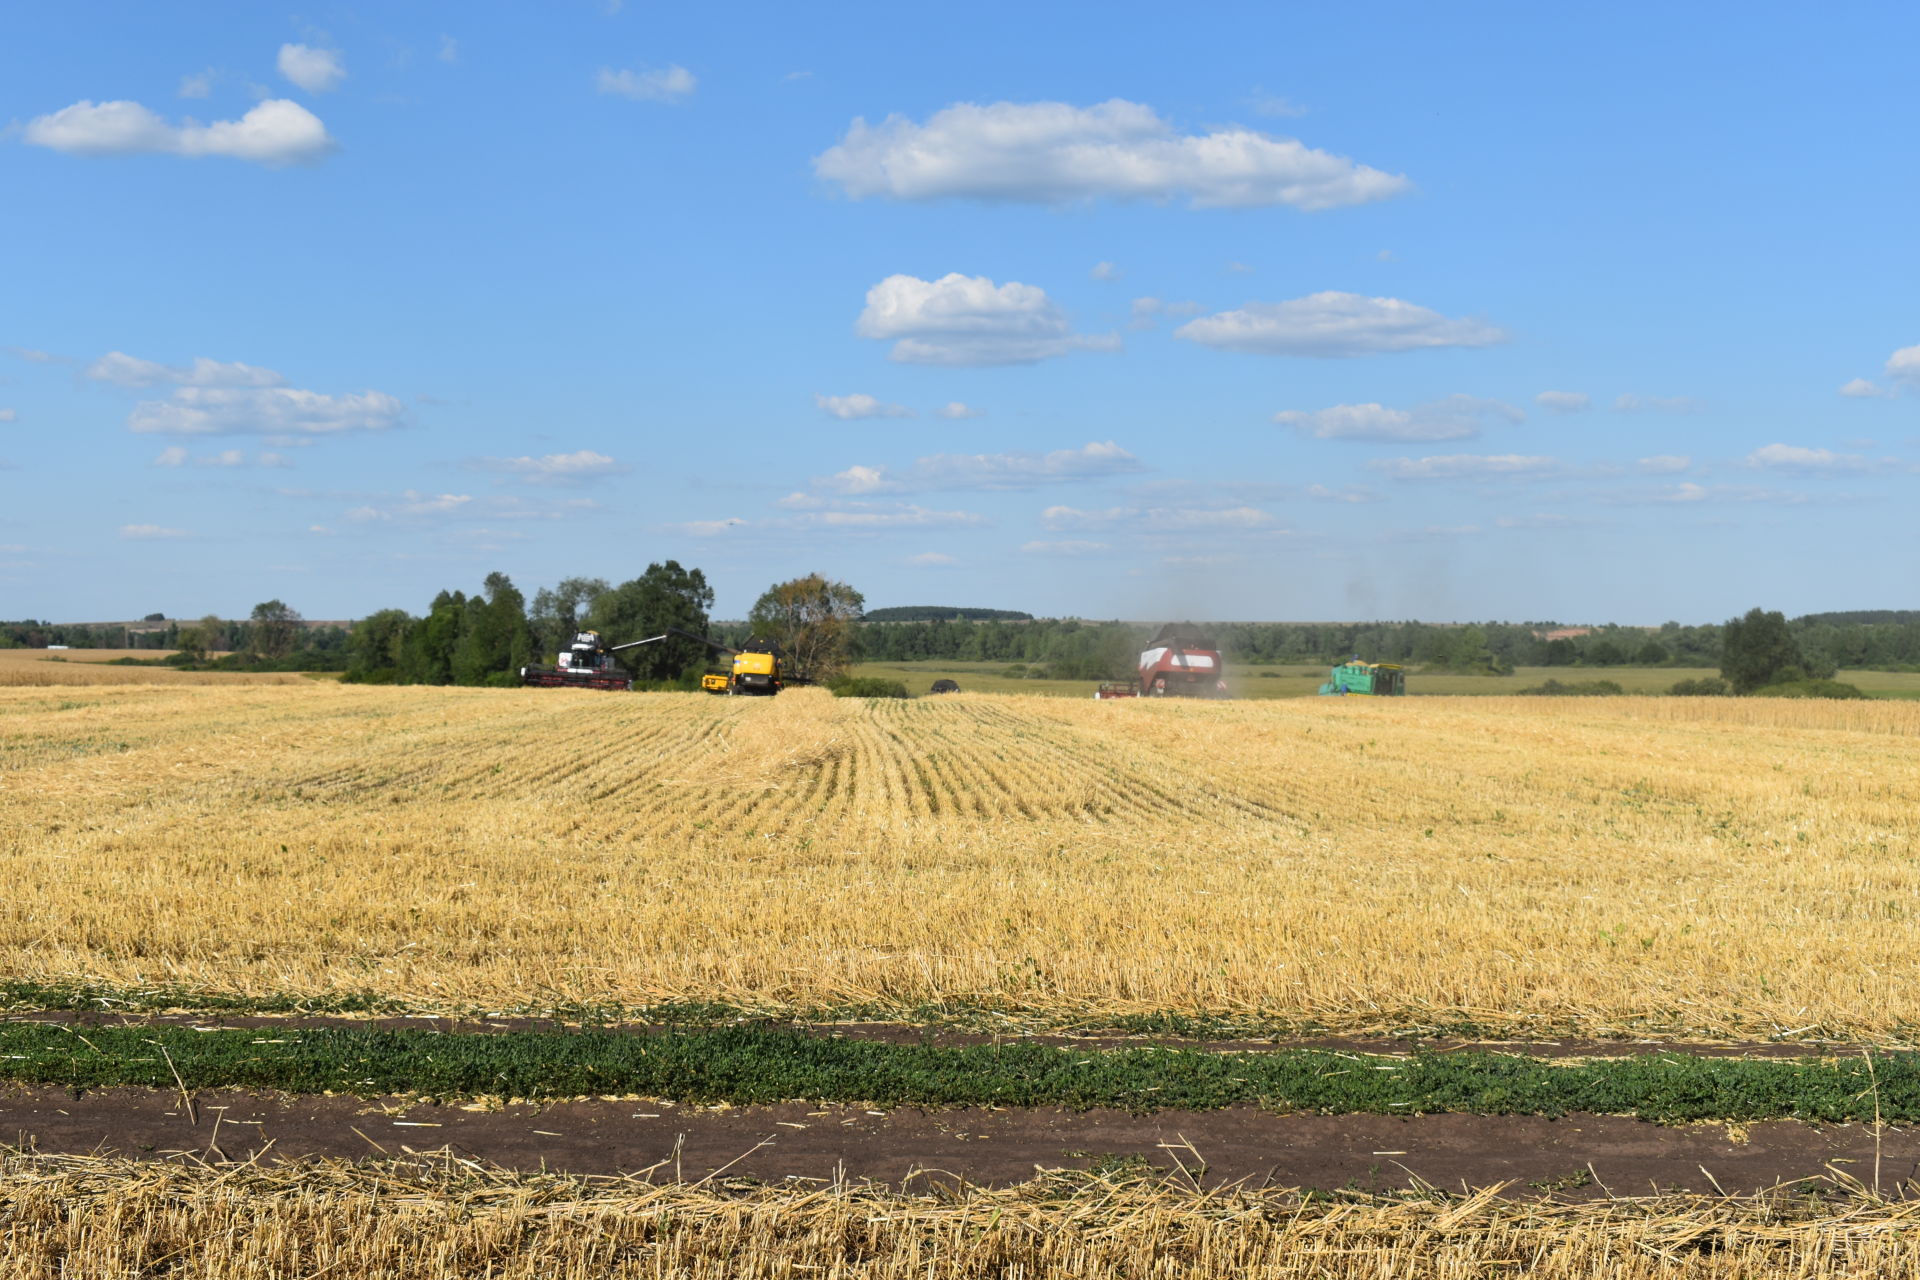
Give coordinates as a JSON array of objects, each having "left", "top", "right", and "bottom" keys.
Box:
[
  {"left": 1515, "top": 679, "right": 1625, "bottom": 696},
  {"left": 830, "top": 677, "right": 911, "bottom": 699},
  {"left": 1668, "top": 677, "right": 1730, "bottom": 697},
  {"left": 1752, "top": 679, "right": 1869, "bottom": 699}
]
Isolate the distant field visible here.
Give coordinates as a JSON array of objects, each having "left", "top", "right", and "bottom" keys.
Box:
[
  {"left": 0, "top": 648, "right": 306, "bottom": 687},
  {"left": 853, "top": 660, "right": 1920, "bottom": 699}
]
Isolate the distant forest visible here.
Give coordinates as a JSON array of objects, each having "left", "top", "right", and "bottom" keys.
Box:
[{"left": 7, "top": 602, "right": 1920, "bottom": 679}]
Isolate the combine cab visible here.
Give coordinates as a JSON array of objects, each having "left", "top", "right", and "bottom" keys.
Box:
[
  {"left": 1319, "top": 660, "right": 1405, "bottom": 696},
  {"left": 518, "top": 631, "right": 633, "bottom": 692}
]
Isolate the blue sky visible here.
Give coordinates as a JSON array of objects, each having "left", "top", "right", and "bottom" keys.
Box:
[{"left": 3, "top": 2, "right": 1916, "bottom": 624}]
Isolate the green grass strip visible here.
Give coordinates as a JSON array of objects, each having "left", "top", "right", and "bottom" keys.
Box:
[{"left": 2, "top": 1023, "right": 1915, "bottom": 1122}]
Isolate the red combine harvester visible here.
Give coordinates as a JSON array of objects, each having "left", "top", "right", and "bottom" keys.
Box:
[{"left": 1095, "top": 623, "right": 1230, "bottom": 699}]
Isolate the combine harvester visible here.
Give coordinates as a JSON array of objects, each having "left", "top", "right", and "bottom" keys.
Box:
[
  {"left": 1095, "top": 623, "right": 1230, "bottom": 699},
  {"left": 1318, "top": 658, "right": 1406, "bottom": 696},
  {"left": 519, "top": 629, "right": 793, "bottom": 695}
]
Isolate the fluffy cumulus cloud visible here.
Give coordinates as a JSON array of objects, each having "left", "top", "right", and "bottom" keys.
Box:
[
  {"left": 937, "top": 401, "right": 984, "bottom": 419},
  {"left": 1274, "top": 395, "right": 1521, "bottom": 442},
  {"left": 1838, "top": 378, "right": 1890, "bottom": 399},
  {"left": 473, "top": 450, "right": 628, "bottom": 485},
  {"left": 813, "top": 99, "right": 1409, "bottom": 210},
  {"left": 815, "top": 392, "right": 912, "bottom": 420},
  {"left": 277, "top": 44, "right": 345, "bottom": 93},
  {"left": 1367, "top": 453, "right": 1558, "bottom": 480},
  {"left": 119, "top": 523, "right": 189, "bottom": 539},
  {"left": 597, "top": 65, "right": 696, "bottom": 102},
  {"left": 818, "top": 441, "right": 1141, "bottom": 495},
  {"left": 1174, "top": 292, "right": 1505, "bottom": 357},
  {"left": 21, "top": 98, "right": 335, "bottom": 165},
  {"left": 151, "top": 446, "right": 285, "bottom": 468},
  {"left": 89, "top": 350, "right": 404, "bottom": 436},
  {"left": 1637, "top": 455, "right": 1692, "bottom": 474},
  {"left": 1888, "top": 344, "right": 1920, "bottom": 388},
  {"left": 1535, "top": 390, "right": 1591, "bottom": 413},
  {"left": 856, "top": 273, "right": 1118, "bottom": 365},
  {"left": 1089, "top": 261, "right": 1121, "bottom": 281}
]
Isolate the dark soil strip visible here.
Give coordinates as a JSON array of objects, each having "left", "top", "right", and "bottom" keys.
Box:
[
  {"left": 5, "top": 1023, "right": 1918, "bottom": 1122},
  {"left": 8, "top": 1010, "right": 1863, "bottom": 1058},
  {"left": 4, "top": 1085, "right": 1911, "bottom": 1197}
]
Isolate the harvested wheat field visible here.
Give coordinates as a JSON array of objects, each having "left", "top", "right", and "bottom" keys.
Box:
[
  {"left": 0, "top": 648, "right": 307, "bottom": 688},
  {"left": 2, "top": 682, "right": 1916, "bottom": 1038}
]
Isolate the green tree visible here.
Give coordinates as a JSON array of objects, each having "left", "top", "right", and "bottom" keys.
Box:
[
  {"left": 346, "top": 608, "right": 415, "bottom": 680},
  {"left": 528, "top": 575, "right": 610, "bottom": 659},
  {"left": 587, "top": 561, "right": 717, "bottom": 680},
  {"left": 175, "top": 616, "right": 219, "bottom": 664},
  {"left": 749, "top": 573, "right": 865, "bottom": 682},
  {"left": 399, "top": 591, "right": 466, "bottom": 684},
  {"left": 248, "top": 599, "right": 303, "bottom": 660},
  {"left": 452, "top": 572, "right": 533, "bottom": 685},
  {"left": 1636, "top": 639, "right": 1671, "bottom": 665},
  {"left": 1721, "top": 607, "right": 1809, "bottom": 693}
]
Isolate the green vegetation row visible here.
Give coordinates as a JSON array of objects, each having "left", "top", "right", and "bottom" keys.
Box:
[{"left": 6, "top": 1022, "right": 1920, "bottom": 1123}]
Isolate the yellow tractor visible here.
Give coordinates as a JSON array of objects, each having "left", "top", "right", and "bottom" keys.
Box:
[{"left": 621, "top": 629, "right": 792, "bottom": 696}]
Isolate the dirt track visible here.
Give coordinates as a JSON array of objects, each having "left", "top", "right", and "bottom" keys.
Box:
[{"left": 6, "top": 1084, "right": 1911, "bottom": 1197}]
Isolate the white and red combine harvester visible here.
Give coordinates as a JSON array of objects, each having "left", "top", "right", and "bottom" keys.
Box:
[
  {"left": 1094, "top": 623, "right": 1230, "bottom": 699},
  {"left": 519, "top": 630, "right": 634, "bottom": 692}
]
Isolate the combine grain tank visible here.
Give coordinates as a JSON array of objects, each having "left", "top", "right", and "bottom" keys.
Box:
[{"left": 1319, "top": 660, "right": 1405, "bottom": 696}]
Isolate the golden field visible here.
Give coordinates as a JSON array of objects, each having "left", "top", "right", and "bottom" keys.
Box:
[
  {"left": 5, "top": 1153, "right": 1918, "bottom": 1280},
  {"left": 1, "top": 682, "right": 1917, "bottom": 1037},
  {"left": 0, "top": 648, "right": 306, "bottom": 687}
]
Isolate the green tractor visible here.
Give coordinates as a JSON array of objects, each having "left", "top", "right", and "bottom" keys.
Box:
[{"left": 1318, "top": 659, "right": 1406, "bottom": 697}]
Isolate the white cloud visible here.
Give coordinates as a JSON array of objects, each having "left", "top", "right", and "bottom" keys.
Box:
[
  {"left": 4, "top": 348, "right": 58, "bottom": 364},
  {"left": 814, "top": 99, "right": 1409, "bottom": 210},
  {"left": 1887, "top": 345, "right": 1920, "bottom": 388},
  {"left": 128, "top": 386, "right": 405, "bottom": 436},
  {"left": 346, "top": 492, "right": 473, "bottom": 522},
  {"left": 1535, "top": 390, "right": 1590, "bottom": 413},
  {"left": 1022, "top": 539, "right": 1110, "bottom": 556},
  {"left": 820, "top": 441, "right": 1142, "bottom": 495},
  {"left": 1246, "top": 91, "right": 1308, "bottom": 118},
  {"left": 1089, "top": 261, "right": 1121, "bottom": 281},
  {"left": 856, "top": 272, "right": 1117, "bottom": 365},
  {"left": 474, "top": 450, "right": 628, "bottom": 485},
  {"left": 1613, "top": 393, "right": 1699, "bottom": 413},
  {"left": 119, "top": 523, "right": 189, "bottom": 539},
  {"left": 1838, "top": 378, "right": 1890, "bottom": 399},
  {"left": 788, "top": 503, "right": 986, "bottom": 531},
  {"left": 1041, "top": 504, "right": 1277, "bottom": 532},
  {"left": 1174, "top": 292, "right": 1505, "bottom": 357},
  {"left": 1744, "top": 443, "right": 1875, "bottom": 472},
  {"left": 1367, "top": 453, "right": 1558, "bottom": 480},
  {"left": 1637, "top": 455, "right": 1691, "bottom": 474},
  {"left": 1274, "top": 395, "right": 1521, "bottom": 442},
  {"left": 1226, "top": 261, "right": 1255, "bottom": 274},
  {"left": 278, "top": 44, "right": 345, "bottom": 93},
  {"left": 1129, "top": 296, "right": 1203, "bottom": 329},
  {"left": 0, "top": 408, "right": 14, "bottom": 423},
  {"left": 21, "top": 98, "right": 335, "bottom": 165},
  {"left": 86, "top": 351, "right": 285, "bottom": 388},
  {"left": 151, "top": 446, "right": 188, "bottom": 467},
  {"left": 937, "top": 401, "right": 984, "bottom": 419},
  {"left": 597, "top": 65, "right": 696, "bottom": 102},
  {"left": 178, "top": 71, "right": 213, "bottom": 99},
  {"left": 1304, "top": 483, "right": 1381, "bottom": 504},
  {"left": 907, "top": 551, "right": 958, "bottom": 566},
  {"left": 308, "top": 525, "right": 332, "bottom": 534},
  {"left": 816, "top": 392, "right": 913, "bottom": 420}
]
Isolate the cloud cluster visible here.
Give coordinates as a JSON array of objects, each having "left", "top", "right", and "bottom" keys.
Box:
[
  {"left": 814, "top": 99, "right": 1409, "bottom": 210},
  {"left": 857, "top": 273, "right": 1118, "bottom": 365},
  {"left": 473, "top": 450, "right": 628, "bottom": 485},
  {"left": 1041, "top": 504, "right": 1278, "bottom": 532},
  {"left": 21, "top": 98, "right": 335, "bottom": 165},
  {"left": 151, "top": 446, "right": 287, "bottom": 468},
  {"left": 344, "top": 492, "right": 598, "bottom": 523},
  {"left": 598, "top": 65, "right": 696, "bottom": 102},
  {"left": 816, "top": 392, "right": 912, "bottom": 420},
  {"left": 1274, "top": 394, "right": 1521, "bottom": 442},
  {"left": 1742, "top": 443, "right": 1903, "bottom": 473},
  {"left": 1367, "top": 453, "right": 1558, "bottom": 480},
  {"left": 1535, "top": 390, "right": 1590, "bottom": 413},
  {"left": 119, "top": 524, "right": 189, "bottom": 540},
  {"left": 277, "top": 44, "right": 345, "bottom": 93},
  {"left": 89, "top": 350, "right": 403, "bottom": 436},
  {"left": 1888, "top": 344, "right": 1920, "bottom": 387},
  {"left": 675, "top": 501, "right": 986, "bottom": 537},
  {"left": 818, "top": 441, "right": 1141, "bottom": 495},
  {"left": 1175, "top": 292, "right": 1505, "bottom": 357}
]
